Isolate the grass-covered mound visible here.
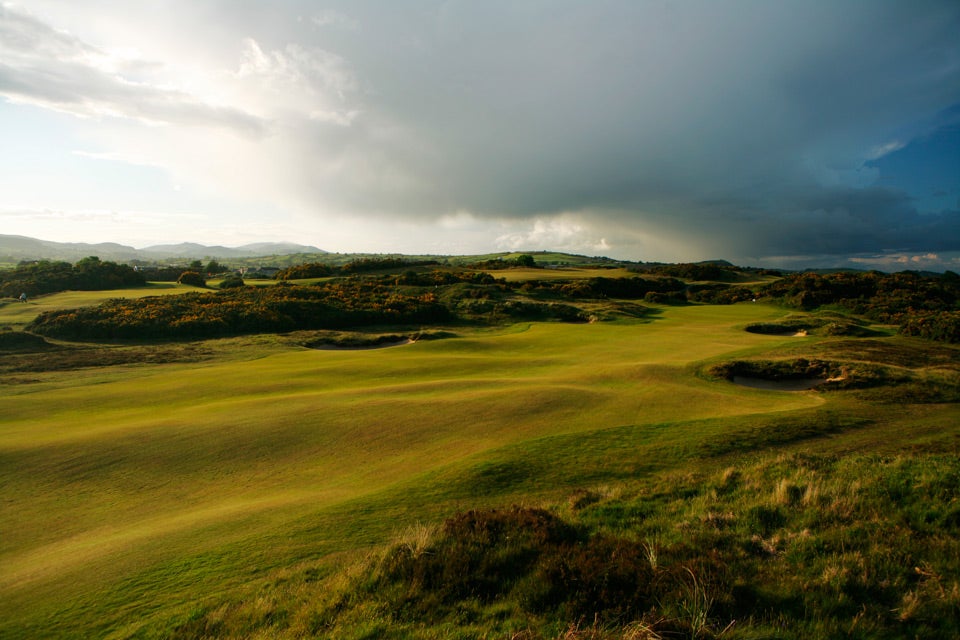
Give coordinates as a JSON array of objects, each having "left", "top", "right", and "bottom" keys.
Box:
[
  {"left": 26, "top": 282, "right": 454, "bottom": 340},
  {"left": 303, "top": 330, "right": 456, "bottom": 349},
  {"left": 709, "top": 337, "right": 960, "bottom": 403},
  {"left": 743, "top": 312, "right": 886, "bottom": 338},
  {"left": 24, "top": 279, "right": 592, "bottom": 340},
  {"left": 167, "top": 452, "right": 960, "bottom": 639},
  {"left": 0, "top": 330, "right": 53, "bottom": 351},
  {"left": 709, "top": 358, "right": 840, "bottom": 386}
]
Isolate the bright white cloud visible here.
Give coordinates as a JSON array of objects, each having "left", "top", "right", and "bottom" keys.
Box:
[
  {"left": 0, "top": 4, "right": 264, "bottom": 133},
  {"left": 496, "top": 216, "right": 610, "bottom": 255}
]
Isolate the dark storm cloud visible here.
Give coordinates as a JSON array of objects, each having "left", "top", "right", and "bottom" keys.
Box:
[
  {"left": 277, "top": 0, "right": 960, "bottom": 259},
  {"left": 689, "top": 187, "right": 960, "bottom": 258}
]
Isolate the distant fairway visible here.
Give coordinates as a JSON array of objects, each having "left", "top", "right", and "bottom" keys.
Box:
[
  {"left": 490, "top": 266, "right": 637, "bottom": 281},
  {"left": 0, "top": 283, "right": 205, "bottom": 330},
  {"left": 0, "top": 301, "right": 956, "bottom": 637}
]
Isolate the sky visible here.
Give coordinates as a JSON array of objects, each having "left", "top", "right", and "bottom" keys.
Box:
[{"left": 1, "top": 1, "right": 958, "bottom": 270}]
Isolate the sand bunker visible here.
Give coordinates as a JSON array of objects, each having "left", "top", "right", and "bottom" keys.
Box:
[
  {"left": 312, "top": 338, "right": 415, "bottom": 351},
  {"left": 732, "top": 376, "right": 826, "bottom": 391}
]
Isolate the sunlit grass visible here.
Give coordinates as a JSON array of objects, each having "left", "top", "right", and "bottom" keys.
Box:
[
  {"left": 0, "top": 302, "right": 956, "bottom": 637},
  {"left": 491, "top": 266, "right": 637, "bottom": 282}
]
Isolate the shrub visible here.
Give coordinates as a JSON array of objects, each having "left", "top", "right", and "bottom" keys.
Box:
[
  {"left": 377, "top": 508, "right": 580, "bottom": 619},
  {"left": 899, "top": 311, "right": 960, "bottom": 343},
  {"left": 524, "top": 534, "right": 654, "bottom": 621},
  {"left": 177, "top": 271, "right": 206, "bottom": 287},
  {"left": 218, "top": 275, "right": 245, "bottom": 289}
]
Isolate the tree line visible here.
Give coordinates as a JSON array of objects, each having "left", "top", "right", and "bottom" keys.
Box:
[
  {"left": 275, "top": 257, "right": 440, "bottom": 280},
  {"left": 0, "top": 257, "right": 144, "bottom": 298}
]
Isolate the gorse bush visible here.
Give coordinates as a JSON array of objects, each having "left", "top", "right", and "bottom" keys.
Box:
[
  {"left": 177, "top": 270, "right": 206, "bottom": 287},
  {"left": 900, "top": 311, "right": 960, "bottom": 343},
  {"left": 26, "top": 282, "right": 452, "bottom": 339},
  {"left": 760, "top": 270, "right": 960, "bottom": 335},
  {"left": 25, "top": 278, "right": 593, "bottom": 340}
]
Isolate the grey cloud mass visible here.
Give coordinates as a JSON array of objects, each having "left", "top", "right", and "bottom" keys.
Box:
[
  {"left": 4, "top": 0, "right": 959, "bottom": 265},
  {"left": 270, "top": 1, "right": 960, "bottom": 257}
]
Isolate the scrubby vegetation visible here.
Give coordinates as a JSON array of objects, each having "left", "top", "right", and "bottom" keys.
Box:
[
  {"left": 900, "top": 311, "right": 960, "bottom": 343},
  {"left": 15, "top": 259, "right": 960, "bottom": 343},
  {"left": 760, "top": 271, "right": 960, "bottom": 342},
  {"left": 23, "top": 269, "right": 728, "bottom": 341},
  {"left": 25, "top": 272, "right": 603, "bottom": 340},
  {"left": 27, "top": 281, "right": 453, "bottom": 339},
  {"left": 275, "top": 257, "right": 441, "bottom": 280}
]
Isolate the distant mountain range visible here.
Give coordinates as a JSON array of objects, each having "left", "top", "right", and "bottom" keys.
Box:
[{"left": 0, "top": 235, "right": 326, "bottom": 262}]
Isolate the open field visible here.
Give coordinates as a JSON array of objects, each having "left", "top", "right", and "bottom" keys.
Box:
[
  {"left": 0, "top": 284, "right": 207, "bottom": 331},
  {"left": 488, "top": 267, "right": 636, "bottom": 282},
  {"left": 1, "top": 292, "right": 958, "bottom": 637}
]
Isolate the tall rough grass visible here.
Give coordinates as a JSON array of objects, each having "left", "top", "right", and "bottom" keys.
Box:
[{"left": 161, "top": 451, "right": 960, "bottom": 639}]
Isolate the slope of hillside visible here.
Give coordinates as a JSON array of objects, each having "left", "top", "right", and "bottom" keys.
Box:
[{"left": 0, "top": 234, "right": 325, "bottom": 262}]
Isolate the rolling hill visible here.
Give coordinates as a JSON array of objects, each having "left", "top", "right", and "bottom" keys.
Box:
[{"left": 0, "top": 234, "right": 325, "bottom": 263}]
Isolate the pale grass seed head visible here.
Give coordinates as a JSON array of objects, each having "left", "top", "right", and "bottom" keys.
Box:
[
  {"left": 394, "top": 520, "right": 440, "bottom": 559},
  {"left": 773, "top": 478, "right": 804, "bottom": 506}
]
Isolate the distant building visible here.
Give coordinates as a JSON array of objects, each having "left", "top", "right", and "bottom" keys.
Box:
[{"left": 240, "top": 266, "right": 281, "bottom": 278}]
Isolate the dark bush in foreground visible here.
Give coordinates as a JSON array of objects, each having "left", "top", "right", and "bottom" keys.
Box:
[
  {"left": 375, "top": 507, "right": 723, "bottom": 630},
  {"left": 379, "top": 508, "right": 581, "bottom": 617}
]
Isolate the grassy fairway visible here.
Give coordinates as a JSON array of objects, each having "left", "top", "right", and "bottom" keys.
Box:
[
  {"left": 0, "top": 302, "right": 955, "bottom": 638},
  {"left": 0, "top": 284, "right": 206, "bottom": 331}
]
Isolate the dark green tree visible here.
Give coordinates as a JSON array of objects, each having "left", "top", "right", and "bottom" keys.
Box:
[
  {"left": 514, "top": 254, "right": 537, "bottom": 268},
  {"left": 205, "top": 260, "right": 227, "bottom": 275}
]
